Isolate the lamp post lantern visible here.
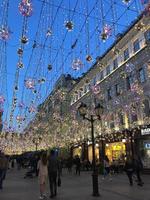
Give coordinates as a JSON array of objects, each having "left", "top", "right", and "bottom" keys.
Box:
[{"left": 78, "top": 102, "right": 103, "bottom": 197}]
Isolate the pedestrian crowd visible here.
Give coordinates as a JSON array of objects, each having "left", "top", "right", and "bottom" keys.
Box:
[{"left": 0, "top": 149, "right": 145, "bottom": 200}]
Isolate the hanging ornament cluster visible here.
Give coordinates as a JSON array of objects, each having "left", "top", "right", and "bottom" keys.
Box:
[
  {"left": 0, "top": 26, "right": 11, "bottom": 41},
  {"left": 19, "top": 0, "right": 33, "bottom": 17},
  {"left": 25, "top": 78, "right": 35, "bottom": 89},
  {"left": 101, "top": 24, "right": 112, "bottom": 42},
  {"left": 65, "top": 21, "right": 74, "bottom": 31},
  {"left": 72, "top": 59, "right": 83, "bottom": 70},
  {"left": 0, "top": 95, "right": 5, "bottom": 104}
]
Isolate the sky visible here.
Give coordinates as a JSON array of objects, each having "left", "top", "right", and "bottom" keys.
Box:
[{"left": 0, "top": 0, "right": 146, "bottom": 132}]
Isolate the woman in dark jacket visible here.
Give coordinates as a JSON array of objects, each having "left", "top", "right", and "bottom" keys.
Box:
[{"left": 124, "top": 157, "right": 134, "bottom": 186}]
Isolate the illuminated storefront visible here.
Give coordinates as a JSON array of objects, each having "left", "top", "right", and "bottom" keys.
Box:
[
  {"left": 73, "top": 146, "right": 82, "bottom": 158},
  {"left": 136, "top": 126, "right": 150, "bottom": 169},
  {"left": 88, "top": 144, "right": 99, "bottom": 163},
  {"left": 105, "top": 142, "right": 126, "bottom": 163}
]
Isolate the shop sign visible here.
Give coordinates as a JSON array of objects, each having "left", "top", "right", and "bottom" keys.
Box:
[{"left": 141, "top": 128, "right": 150, "bottom": 136}]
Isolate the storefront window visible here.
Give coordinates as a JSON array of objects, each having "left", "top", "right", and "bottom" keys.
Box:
[
  {"left": 140, "top": 140, "right": 150, "bottom": 169},
  {"left": 105, "top": 142, "right": 126, "bottom": 163},
  {"left": 88, "top": 145, "right": 99, "bottom": 163},
  {"left": 73, "top": 147, "right": 82, "bottom": 158}
]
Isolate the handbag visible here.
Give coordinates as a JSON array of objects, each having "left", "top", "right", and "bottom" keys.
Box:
[{"left": 58, "top": 176, "right": 61, "bottom": 187}]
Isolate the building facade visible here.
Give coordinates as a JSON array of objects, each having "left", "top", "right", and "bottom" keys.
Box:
[{"left": 70, "top": 15, "right": 150, "bottom": 168}]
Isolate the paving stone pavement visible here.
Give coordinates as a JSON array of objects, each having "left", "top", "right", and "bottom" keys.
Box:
[{"left": 0, "top": 169, "right": 150, "bottom": 200}]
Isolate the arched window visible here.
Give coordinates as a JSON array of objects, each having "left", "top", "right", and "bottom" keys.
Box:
[{"left": 143, "top": 99, "right": 150, "bottom": 117}]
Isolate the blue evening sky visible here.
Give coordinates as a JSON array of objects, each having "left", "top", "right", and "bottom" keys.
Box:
[{"left": 0, "top": 0, "right": 145, "bottom": 132}]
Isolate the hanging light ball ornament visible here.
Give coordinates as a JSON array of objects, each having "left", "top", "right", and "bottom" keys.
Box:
[
  {"left": 46, "top": 29, "right": 52, "bottom": 37},
  {"left": 86, "top": 55, "right": 93, "bottom": 62},
  {"left": 17, "top": 48, "right": 23, "bottom": 56},
  {"left": 17, "top": 61, "right": 24, "bottom": 69},
  {"left": 25, "top": 78, "right": 35, "bottom": 89},
  {"left": 48, "top": 64, "right": 52, "bottom": 71},
  {"left": 65, "top": 21, "right": 74, "bottom": 31},
  {"left": 0, "top": 26, "right": 11, "bottom": 41},
  {"left": 19, "top": 0, "right": 33, "bottom": 17},
  {"left": 122, "top": 0, "right": 131, "bottom": 4},
  {"left": 101, "top": 24, "right": 112, "bottom": 42},
  {"left": 21, "top": 35, "right": 28, "bottom": 44},
  {"left": 0, "top": 95, "right": 5, "bottom": 104},
  {"left": 72, "top": 59, "right": 83, "bottom": 70}
]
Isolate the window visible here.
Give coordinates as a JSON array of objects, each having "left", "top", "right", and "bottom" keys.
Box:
[
  {"left": 145, "top": 30, "right": 150, "bottom": 41},
  {"left": 143, "top": 99, "right": 150, "bottom": 117},
  {"left": 133, "top": 39, "right": 140, "bottom": 53},
  {"left": 139, "top": 68, "right": 146, "bottom": 83},
  {"left": 126, "top": 75, "right": 133, "bottom": 90},
  {"left": 113, "top": 58, "right": 118, "bottom": 69},
  {"left": 119, "top": 113, "right": 124, "bottom": 125},
  {"left": 124, "top": 48, "right": 129, "bottom": 61},
  {"left": 100, "top": 71, "right": 104, "bottom": 80},
  {"left": 107, "top": 88, "right": 112, "bottom": 100},
  {"left": 115, "top": 84, "right": 120, "bottom": 96},
  {"left": 106, "top": 65, "right": 110, "bottom": 76}
]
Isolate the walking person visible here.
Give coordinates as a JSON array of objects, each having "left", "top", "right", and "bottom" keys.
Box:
[
  {"left": 124, "top": 157, "right": 134, "bottom": 186},
  {"left": 48, "top": 150, "right": 60, "bottom": 198},
  {"left": 75, "top": 155, "right": 81, "bottom": 175},
  {"left": 37, "top": 152, "right": 48, "bottom": 200},
  {"left": 103, "top": 156, "right": 111, "bottom": 180},
  {"left": 0, "top": 152, "right": 6, "bottom": 189},
  {"left": 134, "top": 155, "right": 144, "bottom": 186}
]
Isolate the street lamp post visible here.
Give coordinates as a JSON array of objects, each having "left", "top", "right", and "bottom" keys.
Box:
[{"left": 78, "top": 102, "right": 103, "bottom": 197}]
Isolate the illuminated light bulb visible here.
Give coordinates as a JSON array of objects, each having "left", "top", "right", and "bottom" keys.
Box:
[
  {"left": 21, "top": 35, "right": 28, "bottom": 44},
  {"left": 86, "top": 55, "right": 93, "bottom": 62},
  {"left": 46, "top": 29, "right": 52, "bottom": 36},
  {"left": 17, "top": 61, "right": 24, "bottom": 69},
  {"left": 17, "top": 48, "right": 23, "bottom": 55}
]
